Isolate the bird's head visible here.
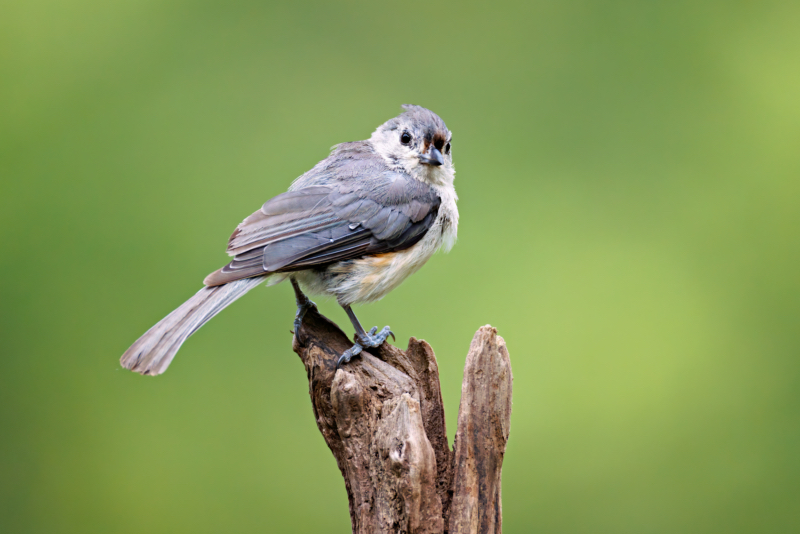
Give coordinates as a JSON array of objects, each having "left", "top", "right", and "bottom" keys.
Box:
[{"left": 370, "top": 105, "right": 453, "bottom": 185}]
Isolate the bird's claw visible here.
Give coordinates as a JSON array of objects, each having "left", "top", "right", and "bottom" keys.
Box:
[
  {"left": 293, "top": 299, "right": 317, "bottom": 345},
  {"left": 336, "top": 326, "right": 394, "bottom": 368},
  {"left": 366, "top": 326, "right": 395, "bottom": 342},
  {"left": 336, "top": 343, "right": 363, "bottom": 369},
  {"left": 358, "top": 325, "right": 394, "bottom": 348}
]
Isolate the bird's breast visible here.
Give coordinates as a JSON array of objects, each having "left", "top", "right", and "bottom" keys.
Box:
[{"left": 324, "top": 207, "right": 454, "bottom": 305}]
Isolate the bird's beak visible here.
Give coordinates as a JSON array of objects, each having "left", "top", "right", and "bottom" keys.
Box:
[{"left": 419, "top": 146, "right": 444, "bottom": 166}]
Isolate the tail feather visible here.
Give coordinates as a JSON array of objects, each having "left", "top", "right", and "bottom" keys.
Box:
[{"left": 120, "top": 277, "right": 265, "bottom": 375}]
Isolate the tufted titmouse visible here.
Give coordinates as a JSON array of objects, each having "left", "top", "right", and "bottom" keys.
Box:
[{"left": 120, "top": 105, "right": 458, "bottom": 375}]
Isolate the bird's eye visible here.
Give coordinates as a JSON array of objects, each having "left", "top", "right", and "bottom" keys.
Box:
[
  {"left": 444, "top": 142, "right": 451, "bottom": 155},
  {"left": 400, "top": 132, "right": 412, "bottom": 145}
]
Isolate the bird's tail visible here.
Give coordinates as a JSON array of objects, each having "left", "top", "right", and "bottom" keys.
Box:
[{"left": 120, "top": 276, "right": 266, "bottom": 375}]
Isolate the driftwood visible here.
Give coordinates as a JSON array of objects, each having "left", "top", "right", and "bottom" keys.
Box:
[{"left": 292, "top": 306, "right": 512, "bottom": 534}]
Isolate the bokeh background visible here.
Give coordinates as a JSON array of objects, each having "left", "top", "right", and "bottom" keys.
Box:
[{"left": 2, "top": 1, "right": 799, "bottom": 532}]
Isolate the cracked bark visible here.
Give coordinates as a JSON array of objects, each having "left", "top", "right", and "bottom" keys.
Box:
[{"left": 292, "top": 307, "right": 512, "bottom": 534}]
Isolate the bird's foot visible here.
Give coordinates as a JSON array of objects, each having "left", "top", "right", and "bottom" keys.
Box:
[
  {"left": 291, "top": 278, "right": 316, "bottom": 345},
  {"left": 336, "top": 326, "right": 395, "bottom": 369},
  {"left": 293, "top": 298, "right": 317, "bottom": 343},
  {"left": 359, "top": 326, "right": 396, "bottom": 347},
  {"left": 336, "top": 343, "right": 363, "bottom": 369}
]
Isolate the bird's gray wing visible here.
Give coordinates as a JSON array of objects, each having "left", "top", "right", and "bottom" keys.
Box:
[
  {"left": 204, "top": 173, "right": 440, "bottom": 286},
  {"left": 226, "top": 185, "right": 338, "bottom": 254},
  {"left": 281, "top": 172, "right": 440, "bottom": 269}
]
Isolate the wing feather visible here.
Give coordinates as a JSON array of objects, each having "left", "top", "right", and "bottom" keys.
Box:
[{"left": 205, "top": 153, "right": 441, "bottom": 286}]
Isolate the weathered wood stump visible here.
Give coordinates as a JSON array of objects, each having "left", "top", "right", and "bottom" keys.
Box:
[{"left": 292, "top": 306, "right": 512, "bottom": 534}]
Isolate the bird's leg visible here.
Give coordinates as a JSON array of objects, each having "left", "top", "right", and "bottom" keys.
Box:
[
  {"left": 336, "top": 304, "right": 395, "bottom": 368},
  {"left": 291, "top": 277, "right": 316, "bottom": 344}
]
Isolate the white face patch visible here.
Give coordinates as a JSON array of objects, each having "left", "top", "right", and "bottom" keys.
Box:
[{"left": 369, "top": 125, "right": 455, "bottom": 187}]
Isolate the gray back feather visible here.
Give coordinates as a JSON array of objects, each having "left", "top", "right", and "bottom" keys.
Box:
[{"left": 204, "top": 143, "right": 441, "bottom": 286}]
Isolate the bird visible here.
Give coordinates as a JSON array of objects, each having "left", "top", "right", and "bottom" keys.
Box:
[{"left": 120, "top": 105, "right": 458, "bottom": 375}]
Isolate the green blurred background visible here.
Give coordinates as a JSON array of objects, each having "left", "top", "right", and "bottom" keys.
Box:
[{"left": 2, "top": 1, "right": 799, "bottom": 532}]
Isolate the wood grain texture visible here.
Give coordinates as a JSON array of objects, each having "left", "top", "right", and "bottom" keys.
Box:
[
  {"left": 448, "top": 326, "right": 513, "bottom": 534},
  {"left": 292, "top": 309, "right": 512, "bottom": 534}
]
